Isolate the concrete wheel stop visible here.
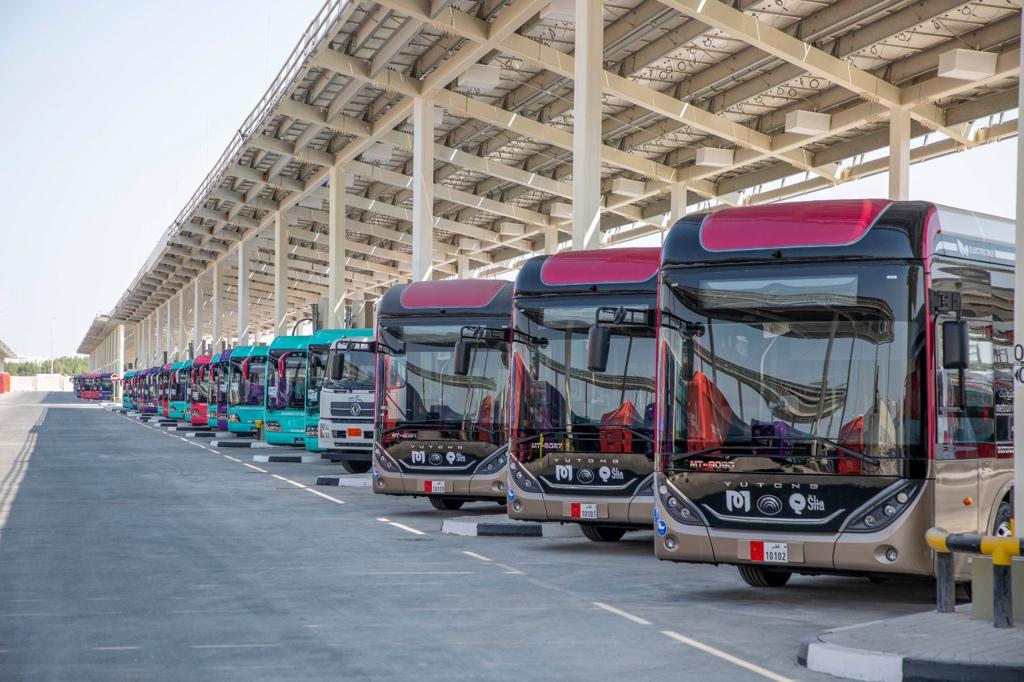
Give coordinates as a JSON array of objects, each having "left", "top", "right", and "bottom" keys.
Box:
[
  {"left": 315, "top": 473, "right": 372, "bottom": 487},
  {"left": 442, "top": 514, "right": 582, "bottom": 538}
]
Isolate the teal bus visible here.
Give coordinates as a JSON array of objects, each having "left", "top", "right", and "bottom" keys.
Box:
[
  {"left": 121, "top": 370, "right": 136, "bottom": 410},
  {"left": 168, "top": 360, "right": 191, "bottom": 420},
  {"left": 303, "top": 328, "right": 371, "bottom": 452},
  {"left": 227, "top": 345, "right": 268, "bottom": 437},
  {"left": 265, "top": 335, "right": 311, "bottom": 446}
]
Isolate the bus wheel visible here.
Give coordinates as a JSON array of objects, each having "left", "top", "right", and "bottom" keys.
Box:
[
  {"left": 579, "top": 524, "right": 626, "bottom": 542},
  {"left": 341, "top": 460, "right": 372, "bottom": 474},
  {"left": 993, "top": 500, "right": 1013, "bottom": 537},
  {"left": 737, "top": 565, "right": 791, "bottom": 588},
  {"left": 429, "top": 496, "right": 464, "bottom": 511}
]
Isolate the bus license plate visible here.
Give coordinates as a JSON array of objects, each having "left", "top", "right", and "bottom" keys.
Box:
[
  {"left": 751, "top": 541, "right": 788, "bottom": 563},
  {"left": 423, "top": 480, "right": 446, "bottom": 493},
  {"left": 570, "top": 503, "right": 598, "bottom": 520}
]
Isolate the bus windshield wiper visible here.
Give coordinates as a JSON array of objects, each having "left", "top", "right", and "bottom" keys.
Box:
[{"left": 792, "top": 435, "right": 880, "bottom": 466}]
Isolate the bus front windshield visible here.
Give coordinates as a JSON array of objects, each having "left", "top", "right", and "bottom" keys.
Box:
[
  {"left": 378, "top": 320, "right": 508, "bottom": 444},
  {"left": 305, "top": 347, "right": 328, "bottom": 415},
  {"left": 190, "top": 366, "right": 209, "bottom": 404},
  {"left": 100, "top": 378, "right": 113, "bottom": 393},
  {"left": 660, "top": 262, "right": 925, "bottom": 476},
  {"left": 211, "top": 363, "right": 227, "bottom": 406},
  {"left": 511, "top": 299, "right": 656, "bottom": 462},
  {"left": 324, "top": 347, "right": 375, "bottom": 392},
  {"left": 231, "top": 357, "right": 266, "bottom": 407},
  {"left": 267, "top": 350, "right": 307, "bottom": 412}
]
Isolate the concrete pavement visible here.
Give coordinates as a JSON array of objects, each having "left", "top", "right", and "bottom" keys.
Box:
[{"left": 0, "top": 392, "right": 942, "bottom": 681}]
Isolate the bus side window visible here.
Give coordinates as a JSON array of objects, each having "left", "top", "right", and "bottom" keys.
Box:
[{"left": 937, "top": 319, "right": 998, "bottom": 459}]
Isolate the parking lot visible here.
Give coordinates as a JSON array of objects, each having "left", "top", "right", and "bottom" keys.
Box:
[{"left": 0, "top": 391, "right": 941, "bottom": 681}]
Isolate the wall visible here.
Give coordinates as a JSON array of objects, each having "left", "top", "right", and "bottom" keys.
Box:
[{"left": 11, "top": 375, "right": 73, "bottom": 392}]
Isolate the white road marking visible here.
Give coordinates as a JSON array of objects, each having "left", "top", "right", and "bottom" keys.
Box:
[
  {"left": 376, "top": 517, "right": 425, "bottom": 536},
  {"left": 271, "top": 474, "right": 345, "bottom": 504},
  {"left": 497, "top": 563, "right": 524, "bottom": 575},
  {"left": 190, "top": 643, "right": 281, "bottom": 649},
  {"left": 660, "top": 630, "right": 793, "bottom": 682},
  {"left": 93, "top": 646, "right": 141, "bottom": 651},
  {"left": 462, "top": 550, "right": 492, "bottom": 562},
  {"left": 242, "top": 463, "right": 267, "bottom": 473},
  {"left": 223, "top": 455, "right": 241, "bottom": 463},
  {"left": 593, "top": 601, "right": 651, "bottom": 625}
]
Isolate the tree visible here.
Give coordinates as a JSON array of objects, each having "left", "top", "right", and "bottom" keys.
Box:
[{"left": 5, "top": 356, "right": 90, "bottom": 376}]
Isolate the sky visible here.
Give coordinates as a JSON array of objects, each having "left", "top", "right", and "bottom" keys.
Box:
[{"left": 0, "top": 1, "right": 1018, "bottom": 358}]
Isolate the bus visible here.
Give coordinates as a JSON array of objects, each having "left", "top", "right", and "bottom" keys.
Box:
[
  {"left": 373, "top": 279, "right": 512, "bottom": 510},
  {"left": 98, "top": 373, "right": 115, "bottom": 401},
  {"left": 159, "top": 363, "right": 174, "bottom": 416},
  {"left": 121, "top": 370, "right": 136, "bottom": 409},
  {"left": 508, "top": 249, "right": 660, "bottom": 541},
  {"left": 654, "top": 199, "right": 1015, "bottom": 587},
  {"left": 265, "top": 336, "right": 311, "bottom": 446},
  {"left": 303, "top": 329, "right": 366, "bottom": 453},
  {"left": 141, "top": 367, "right": 160, "bottom": 414},
  {"left": 319, "top": 332, "right": 376, "bottom": 473},
  {"left": 188, "top": 354, "right": 213, "bottom": 425},
  {"left": 208, "top": 350, "right": 232, "bottom": 430},
  {"left": 227, "top": 345, "right": 268, "bottom": 437},
  {"left": 168, "top": 360, "right": 191, "bottom": 420}
]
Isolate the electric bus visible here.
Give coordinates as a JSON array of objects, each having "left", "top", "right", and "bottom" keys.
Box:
[
  {"left": 98, "top": 373, "right": 114, "bottom": 401},
  {"left": 227, "top": 345, "right": 268, "bottom": 437},
  {"left": 168, "top": 360, "right": 191, "bottom": 420},
  {"left": 319, "top": 332, "right": 376, "bottom": 472},
  {"left": 73, "top": 374, "right": 82, "bottom": 398},
  {"left": 303, "top": 329, "right": 365, "bottom": 452},
  {"left": 121, "top": 370, "right": 135, "bottom": 409},
  {"left": 208, "top": 349, "right": 233, "bottom": 430},
  {"left": 508, "top": 249, "right": 660, "bottom": 541},
  {"left": 654, "top": 199, "right": 1015, "bottom": 587},
  {"left": 265, "top": 336, "right": 310, "bottom": 446},
  {"left": 159, "top": 363, "right": 174, "bottom": 416},
  {"left": 188, "top": 354, "right": 212, "bottom": 425},
  {"left": 373, "top": 279, "right": 512, "bottom": 510},
  {"left": 141, "top": 367, "right": 160, "bottom": 414}
]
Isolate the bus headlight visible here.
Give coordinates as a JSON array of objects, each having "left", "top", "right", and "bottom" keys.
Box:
[
  {"left": 374, "top": 445, "right": 400, "bottom": 473},
  {"left": 843, "top": 481, "right": 920, "bottom": 533},
  {"left": 265, "top": 421, "right": 281, "bottom": 432},
  {"left": 657, "top": 474, "right": 706, "bottom": 527},
  {"left": 476, "top": 445, "right": 509, "bottom": 476},
  {"left": 508, "top": 457, "right": 539, "bottom": 492},
  {"left": 305, "top": 426, "right": 318, "bottom": 437}
]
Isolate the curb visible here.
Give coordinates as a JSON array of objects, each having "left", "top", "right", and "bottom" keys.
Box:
[
  {"left": 315, "top": 474, "right": 372, "bottom": 487},
  {"left": 442, "top": 515, "right": 581, "bottom": 538},
  {"left": 800, "top": 632, "right": 1024, "bottom": 682},
  {"left": 253, "top": 454, "right": 319, "bottom": 464},
  {"left": 185, "top": 431, "right": 228, "bottom": 439},
  {"left": 209, "top": 439, "right": 258, "bottom": 448}
]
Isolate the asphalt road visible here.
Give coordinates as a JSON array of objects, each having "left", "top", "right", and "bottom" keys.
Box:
[{"left": 0, "top": 392, "right": 939, "bottom": 681}]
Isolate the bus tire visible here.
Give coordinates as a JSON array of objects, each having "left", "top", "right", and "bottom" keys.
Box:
[
  {"left": 737, "top": 564, "right": 791, "bottom": 588},
  {"left": 341, "top": 460, "right": 372, "bottom": 474},
  {"left": 993, "top": 499, "right": 1013, "bottom": 537},
  {"left": 428, "top": 496, "right": 464, "bottom": 511},
  {"left": 579, "top": 524, "right": 626, "bottom": 542}
]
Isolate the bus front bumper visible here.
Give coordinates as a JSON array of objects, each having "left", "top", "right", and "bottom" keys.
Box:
[
  {"left": 371, "top": 446, "right": 508, "bottom": 501},
  {"left": 652, "top": 483, "right": 935, "bottom": 577},
  {"left": 506, "top": 469, "right": 653, "bottom": 529}
]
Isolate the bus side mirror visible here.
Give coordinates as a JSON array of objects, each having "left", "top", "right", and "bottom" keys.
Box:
[
  {"left": 329, "top": 355, "right": 345, "bottom": 382},
  {"left": 587, "top": 326, "right": 611, "bottom": 372},
  {"left": 309, "top": 354, "right": 321, "bottom": 370},
  {"left": 942, "top": 320, "right": 969, "bottom": 370},
  {"left": 454, "top": 341, "right": 472, "bottom": 376}
]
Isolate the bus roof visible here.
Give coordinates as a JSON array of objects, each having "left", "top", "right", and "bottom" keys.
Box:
[
  {"left": 269, "top": 335, "right": 311, "bottom": 351},
  {"left": 379, "top": 279, "right": 513, "bottom": 318},
  {"left": 309, "top": 328, "right": 372, "bottom": 349},
  {"left": 231, "top": 345, "right": 269, "bottom": 359},
  {"left": 192, "top": 354, "right": 213, "bottom": 366},
  {"left": 515, "top": 248, "right": 661, "bottom": 297},
  {"left": 663, "top": 200, "right": 1015, "bottom": 268}
]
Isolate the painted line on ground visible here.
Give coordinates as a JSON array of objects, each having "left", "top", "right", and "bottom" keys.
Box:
[
  {"left": 462, "top": 550, "right": 492, "bottom": 562},
  {"left": 593, "top": 601, "right": 652, "bottom": 626},
  {"left": 497, "top": 563, "right": 524, "bottom": 575},
  {"left": 376, "top": 517, "right": 426, "bottom": 536},
  {"left": 93, "top": 646, "right": 141, "bottom": 651},
  {"left": 660, "top": 630, "right": 793, "bottom": 682},
  {"left": 242, "top": 463, "right": 267, "bottom": 473},
  {"left": 190, "top": 643, "right": 281, "bottom": 649},
  {"left": 223, "top": 455, "right": 242, "bottom": 463},
  {"left": 270, "top": 474, "right": 345, "bottom": 505}
]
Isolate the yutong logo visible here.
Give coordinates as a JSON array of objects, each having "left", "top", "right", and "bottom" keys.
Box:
[{"left": 756, "top": 495, "right": 782, "bottom": 516}]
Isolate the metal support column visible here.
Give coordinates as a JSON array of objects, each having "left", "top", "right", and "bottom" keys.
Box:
[
  {"left": 237, "top": 242, "right": 251, "bottom": 346},
  {"left": 328, "top": 163, "right": 348, "bottom": 327},
  {"left": 193, "top": 278, "right": 203, "bottom": 354},
  {"left": 572, "top": 0, "right": 603, "bottom": 250},
  {"left": 274, "top": 211, "right": 289, "bottom": 337},
  {"left": 671, "top": 183, "right": 688, "bottom": 222},
  {"left": 888, "top": 107, "right": 911, "bottom": 201},
  {"left": 412, "top": 97, "right": 435, "bottom": 282},
  {"left": 211, "top": 262, "right": 223, "bottom": 352}
]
